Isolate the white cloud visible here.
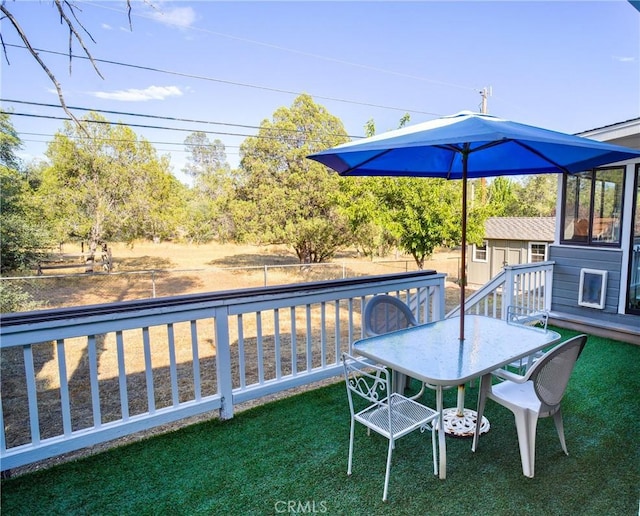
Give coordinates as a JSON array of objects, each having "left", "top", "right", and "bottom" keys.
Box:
[
  {"left": 101, "top": 23, "right": 113, "bottom": 30},
  {"left": 612, "top": 55, "right": 635, "bottom": 62},
  {"left": 92, "top": 85, "right": 184, "bottom": 102},
  {"left": 151, "top": 7, "right": 196, "bottom": 29}
]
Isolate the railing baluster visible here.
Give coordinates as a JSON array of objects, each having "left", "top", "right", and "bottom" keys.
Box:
[
  {"left": 56, "top": 339, "right": 72, "bottom": 435},
  {"left": 115, "top": 331, "right": 129, "bottom": 421},
  {"left": 23, "top": 344, "right": 40, "bottom": 444},
  {"left": 167, "top": 324, "right": 179, "bottom": 407},
  {"left": 274, "top": 309, "right": 281, "bottom": 380},
  {"left": 334, "top": 300, "right": 340, "bottom": 364},
  {"left": 290, "top": 307, "right": 297, "bottom": 376},
  {"left": 320, "top": 302, "right": 327, "bottom": 368},
  {"left": 87, "top": 335, "right": 102, "bottom": 427},
  {"left": 190, "top": 321, "right": 201, "bottom": 401},
  {"left": 237, "top": 314, "right": 246, "bottom": 389},
  {"left": 305, "top": 304, "right": 312, "bottom": 372},
  {"left": 141, "top": 328, "right": 155, "bottom": 414},
  {"left": 256, "top": 311, "right": 264, "bottom": 384}
]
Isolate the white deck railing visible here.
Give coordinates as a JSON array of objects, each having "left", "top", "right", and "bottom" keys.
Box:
[
  {"left": 447, "top": 261, "right": 555, "bottom": 318},
  {"left": 0, "top": 271, "right": 445, "bottom": 471}
]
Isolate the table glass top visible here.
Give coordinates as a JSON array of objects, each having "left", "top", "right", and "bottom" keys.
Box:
[{"left": 353, "top": 315, "right": 561, "bottom": 385}]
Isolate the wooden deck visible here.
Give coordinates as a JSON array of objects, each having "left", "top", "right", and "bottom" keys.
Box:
[{"left": 549, "top": 311, "right": 639, "bottom": 344}]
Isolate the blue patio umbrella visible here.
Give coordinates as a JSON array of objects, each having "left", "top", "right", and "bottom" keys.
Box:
[{"left": 308, "top": 111, "right": 640, "bottom": 341}]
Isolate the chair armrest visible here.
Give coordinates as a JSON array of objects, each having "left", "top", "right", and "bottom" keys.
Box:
[{"left": 491, "top": 368, "right": 528, "bottom": 383}]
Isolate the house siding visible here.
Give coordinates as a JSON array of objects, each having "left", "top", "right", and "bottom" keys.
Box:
[{"left": 549, "top": 245, "right": 622, "bottom": 315}]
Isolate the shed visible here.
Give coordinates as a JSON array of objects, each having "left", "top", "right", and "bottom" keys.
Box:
[{"left": 467, "top": 216, "right": 555, "bottom": 286}]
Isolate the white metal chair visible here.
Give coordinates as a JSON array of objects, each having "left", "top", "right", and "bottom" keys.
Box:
[
  {"left": 363, "top": 294, "right": 427, "bottom": 398},
  {"left": 342, "top": 352, "right": 438, "bottom": 501},
  {"left": 472, "top": 334, "right": 588, "bottom": 478},
  {"left": 505, "top": 305, "right": 550, "bottom": 374}
]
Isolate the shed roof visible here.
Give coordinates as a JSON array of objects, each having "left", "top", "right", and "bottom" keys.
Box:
[{"left": 484, "top": 217, "right": 555, "bottom": 242}]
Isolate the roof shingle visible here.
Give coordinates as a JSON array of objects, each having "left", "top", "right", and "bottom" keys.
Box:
[{"left": 484, "top": 217, "right": 555, "bottom": 241}]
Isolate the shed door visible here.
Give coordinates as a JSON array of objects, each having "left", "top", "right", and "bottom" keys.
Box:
[{"left": 492, "top": 246, "right": 522, "bottom": 277}]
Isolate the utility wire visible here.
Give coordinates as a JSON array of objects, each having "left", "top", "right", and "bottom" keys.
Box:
[
  {"left": 19, "top": 132, "right": 242, "bottom": 149},
  {"left": 9, "top": 111, "right": 339, "bottom": 144},
  {"left": 1, "top": 98, "right": 363, "bottom": 139},
  {"left": 4, "top": 43, "right": 444, "bottom": 117}
]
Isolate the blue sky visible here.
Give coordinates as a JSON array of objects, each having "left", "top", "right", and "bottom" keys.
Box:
[{"left": 1, "top": 1, "right": 638, "bottom": 183}]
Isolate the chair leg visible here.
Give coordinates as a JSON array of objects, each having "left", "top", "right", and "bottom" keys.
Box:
[
  {"left": 552, "top": 408, "right": 569, "bottom": 455},
  {"left": 383, "top": 439, "right": 394, "bottom": 502},
  {"left": 472, "top": 374, "right": 491, "bottom": 452},
  {"left": 431, "top": 425, "right": 438, "bottom": 476},
  {"left": 513, "top": 408, "right": 539, "bottom": 478},
  {"left": 347, "top": 420, "right": 355, "bottom": 476}
]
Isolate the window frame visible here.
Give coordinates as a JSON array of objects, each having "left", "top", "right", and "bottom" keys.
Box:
[
  {"left": 528, "top": 242, "right": 548, "bottom": 263},
  {"left": 560, "top": 166, "right": 625, "bottom": 248},
  {"left": 472, "top": 240, "right": 488, "bottom": 263}
]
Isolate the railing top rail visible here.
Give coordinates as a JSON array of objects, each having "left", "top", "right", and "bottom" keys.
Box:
[
  {"left": 0, "top": 271, "right": 446, "bottom": 343},
  {"left": 502, "top": 260, "right": 555, "bottom": 271}
]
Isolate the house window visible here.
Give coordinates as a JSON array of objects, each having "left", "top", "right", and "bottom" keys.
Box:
[
  {"left": 529, "top": 242, "right": 547, "bottom": 263},
  {"left": 561, "top": 167, "right": 624, "bottom": 247},
  {"left": 473, "top": 241, "right": 488, "bottom": 262}
]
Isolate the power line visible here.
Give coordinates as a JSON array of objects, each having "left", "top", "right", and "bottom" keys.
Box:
[
  {"left": 19, "top": 137, "right": 241, "bottom": 155},
  {"left": 8, "top": 111, "right": 340, "bottom": 145},
  {"left": 19, "top": 132, "right": 242, "bottom": 150},
  {"left": 1, "top": 98, "right": 363, "bottom": 139},
  {"left": 4, "top": 43, "right": 444, "bottom": 117}
]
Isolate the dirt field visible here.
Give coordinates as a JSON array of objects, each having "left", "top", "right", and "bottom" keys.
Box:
[{"left": 23, "top": 241, "right": 468, "bottom": 310}]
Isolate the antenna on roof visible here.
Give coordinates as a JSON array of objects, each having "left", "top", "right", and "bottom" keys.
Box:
[{"left": 479, "top": 86, "right": 492, "bottom": 114}]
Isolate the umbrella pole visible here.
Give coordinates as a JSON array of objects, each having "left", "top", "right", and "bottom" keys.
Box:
[
  {"left": 460, "top": 152, "right": 468, "bottom": 342},
  {"left": 443, "top": 149, "right": 489, "bottom": 436},
  {"left": 457, "top": 151, "right": 468, "bottom": 417}
]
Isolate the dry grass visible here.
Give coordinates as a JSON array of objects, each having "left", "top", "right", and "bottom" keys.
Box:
[{"left": 2, "top": 242, "right": 469, "bottom": 475}]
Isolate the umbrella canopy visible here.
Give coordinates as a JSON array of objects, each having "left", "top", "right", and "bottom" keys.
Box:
[{"left": 308, "top": 111, "right": 640, "bottom": 340}]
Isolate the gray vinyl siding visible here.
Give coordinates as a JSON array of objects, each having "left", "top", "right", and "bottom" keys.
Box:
[{"left": 549, "top": 245, "right": 622, "bottom": 316}]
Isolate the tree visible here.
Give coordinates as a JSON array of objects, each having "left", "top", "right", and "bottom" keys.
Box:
[
  {"left": 336, "top": 115, "right": 413, "bottom": 259},
  {"left": 486, "top": 176, "right": 520, "bottom": 216},
  {"left": 485, "top": 175, "right": 558, "bottom": 217},
  {"left": 0, "top": 111, "right": 52, "bottom": 273},
  {"left": 385, "top": 178, "right": 485, "bottom": 269},
  {"left": 36, "top": 112, "right": 183, "bottom": 247},
  {"left": 515, "top": 175, "right": 558, "bottom": 216},
  {"left": 235, "top": 94, "right": 350, "bottom": 262},
  {"left": 181, "top": 132, "right": 236, "bottom": 243}
]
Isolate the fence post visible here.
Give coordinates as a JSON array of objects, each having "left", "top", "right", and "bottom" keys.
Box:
[
  {"left": 151, "top": 270, "right": 156, "bottom": 298},
  {"left": 264, "top": 265, "right": 268, "bottom": 287}
]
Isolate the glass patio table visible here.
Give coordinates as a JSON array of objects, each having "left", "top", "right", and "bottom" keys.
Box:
[{"left": 353, "top": 314, "right": 561, "bottom": 479}]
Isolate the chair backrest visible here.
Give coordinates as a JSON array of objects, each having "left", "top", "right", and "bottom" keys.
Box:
[
  {"left": 506, "top": 305, "right": 549, "bottom": 330},
  {"left": 363, "top": 295, "right": 418, "bottom": 337},
  {"left": 528, "top": 334, "right": 587, "bottom": 411},
  {"left": 342, "top": 353, "right": 389, "bottom": 413}
]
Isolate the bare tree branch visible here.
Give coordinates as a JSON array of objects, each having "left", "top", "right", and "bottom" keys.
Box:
[
  {"left": 54, "top": 0, "right": 104, "bottom": 79},
  {"left": 1, "top": 1, "right": 147, "bottom": 133},
  {"left": 0, "top": 14, "right": 10, "bottom": 66},
  {"left": 0, "top": 4, "right": 87, "bottom": 134}
]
